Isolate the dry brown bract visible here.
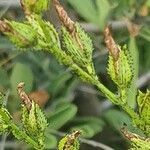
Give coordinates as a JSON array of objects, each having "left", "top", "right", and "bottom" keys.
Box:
[
  {"left": 17, "top": 82, "right": 32, "bottom": 110},
  {"left": 104, "top": 26, "right": 120, "bottom": 61},
  {"left": 53, "top": 0, "right": 75, "bottom": 33}
]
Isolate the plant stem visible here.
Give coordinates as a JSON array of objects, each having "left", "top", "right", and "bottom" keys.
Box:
[
  {"left": 45, "top": 46, "right": 118, "bottom": 105},
  {"left": 94, "top": 80, "right": 118, "bottom": 104},
  {"left": 46, "top": 44, "right": 140, "bottom": 124},
  {"left": 122, "top": 104, "right": 139, "bottom": 121}
]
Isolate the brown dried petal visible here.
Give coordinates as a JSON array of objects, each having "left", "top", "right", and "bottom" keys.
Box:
[
  {"left": 53, "top": 0, "right": 75, "bottom": 33},
  {"left": 0, "top": 20, "right": 11, "bottom": 33},
  {"left": 17, "top": 82, "right": 32, "bottom": 110},
  {"left": 104, "top": 26, "right": 120, "bottom": 61},
  {"left": 126, "top": 21, "right": 140, "bottom": 37}
]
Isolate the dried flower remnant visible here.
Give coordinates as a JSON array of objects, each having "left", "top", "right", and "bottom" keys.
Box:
[
  {"left": 121, "top": 128, "right": 150, "bottom": 149},
  {"left": 104, "top": 26, "right": 120, "bottom": 61},
  {"left": 17, "top": 82, "right": 32, "bottom": 110},
  {"left": 58, "top": 131, "right": 81, "bottom": 150},
  {"left": 66, "top": 131, "right": 81, "bottom": 146},
  {"left": 53, "top": 0, "right": 75, "bottom": 33},
  {"left": 126, "top": 21, "right": 141, "bottom": 37},
  {"left": 0, "top": 20, "right": 11, "bottom": 33}
]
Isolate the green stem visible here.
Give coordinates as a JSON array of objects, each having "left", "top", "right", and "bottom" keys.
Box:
[
  {"left": 45, "top": 45, "right": 140, "bottom": 123},
  {"left": 94, "top": 80, "right": 118, "bottom": 104},
  {"left": 45, "top": 46, "right": 118, "bottom": 105},
  {"left": 122, "top": 104, "right": 139, "bottom": 121},
  {"left": 119, "top": 88, "right": 140, "bottom": 123}
]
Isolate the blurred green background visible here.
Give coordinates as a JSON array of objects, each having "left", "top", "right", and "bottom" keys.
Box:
[{"left": 0, "top": 0, "right": 150, "bottom": 149}]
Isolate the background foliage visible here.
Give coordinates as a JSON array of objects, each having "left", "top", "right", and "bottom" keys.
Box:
[{"left": 0, "top": 0, "right": 150, "bottom": 149}]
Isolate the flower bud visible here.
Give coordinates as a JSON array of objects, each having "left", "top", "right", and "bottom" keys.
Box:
[{"left": 0, "top": 20, "right": 37, "bottom": 48}]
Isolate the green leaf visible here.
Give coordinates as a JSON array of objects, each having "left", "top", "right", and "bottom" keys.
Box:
[
  {"left": 127, "top": 36, "right": 139, "bottom": 108},
  {"left": 48, "top": 104, "right": 77, "bottom": 130},
  {"left": 71, "top": 117, "right": 105, "bottom": 138},
  {"left": 45, "top": 134, "right": 57, "bottom": 149},
  {"left": 139, "top": 26, "right": 150, "bottom": 42},
  {"left": 0, "top": 68, "right": 9, "bottom": 87},
  {"left": 49, "top": 72, "right": 72, "bottom": 97},
  {"left": 10, "top": 63, "right": 33, "bottom": 95},
  {"left": 71, "top": 125, "right": 95, "bottom": 138},
  {"left": 67, "top": 0, "right": 98, "bottom": 25},
  {"left": 96, "top": 0, "right": 111, "bottom": 30},
  {"left": 104, "top": 109, "right": 132, "bottom": 130},
  {"left": 146, "top": 0, "right": 150, "bottom": 7}
]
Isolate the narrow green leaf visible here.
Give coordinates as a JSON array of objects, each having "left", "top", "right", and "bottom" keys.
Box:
[
  {"left": 128, "top": 37, "right": 139, "bottom": 108},
  {"left": 49, "top": 72, "right": 71, "bottom": 96},
  {"left": 71, "top": 117, "right": 105, "bottom": 138},
  {"left": 104, "top": 109, "right": 132, "bottom": 130},
  {"left": 45, "top": 134, "right": 57, "bottom": 149},
  {"left": 139, "top": 27, "right": 150, "bottom": 42},
  {"left": 48, "top": 104, "right": 77, "bottom": 130}
]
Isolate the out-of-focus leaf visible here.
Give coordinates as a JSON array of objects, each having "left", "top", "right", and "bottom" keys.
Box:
[
  {"left": 45, "top": 134, "right": 57, "bottom": 149},
  {"left": 104, "top": 109, "right": 132, "bottom": 130},
  {"left": 0, "top": 37, "right": 14, "bottom": 49},
  {"left": 68, "top": 0, "right": 111, "bottom": 31},
  {"left": 146, "top": 0, "right": 150, "bottom": 7},
  {"left": 67, "top": 0, "right": 98, "bottom": 24},
  {"left": 10, "top": 63, "right": 33, "bottom": 95},
  {"left": 49, "top": 72, "right": 71, "bottom": 97},
  {"left": 0, "top": 68, "right": 9, "bottom": 87},
  {"left": 96, "top": 0, "right": 111, "bottom": 30},
  {"left": 110, "top": 0, "right": 135, "bottom": 18},
  {"left": 128, "top": 37, "right": 139, "bottom": 108},
  {"left": 48, "top": 104, "right": 77, "bottom": 130},
  {"left": 139, "top": 27, "right": 150, "bottom": 42},
  {"left": 71, "top": 117, "right": 105, "bottom": 138}
]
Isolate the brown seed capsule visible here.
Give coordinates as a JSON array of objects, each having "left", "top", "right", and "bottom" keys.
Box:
[
  {"left": 53, "top": 0, "right": 75, "bottom": 33},
  {"left": 104, "top": 26, "right": 120, "bottom": 61}
]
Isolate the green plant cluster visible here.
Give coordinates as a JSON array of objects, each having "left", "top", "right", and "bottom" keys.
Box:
[
  {"left": 0, "top": 0, "right": 149, "bottom": 149},
  {"left": 0, "top": 89, "right": 47, "bottom": 149}
]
